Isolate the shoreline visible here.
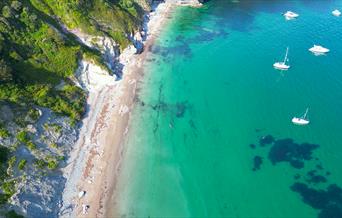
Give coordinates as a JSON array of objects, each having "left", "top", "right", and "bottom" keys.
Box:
[{"left": 60, "top": 2, "right": 176, "bottom": 217}]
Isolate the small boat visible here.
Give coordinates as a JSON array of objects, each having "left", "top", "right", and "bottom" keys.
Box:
[
  {"left": 292, "top": 108, "right": 310, "bottom": 125},
  {"left": 273, "top": 47, "right": 290, "bottom": 70},
  {"left": 284, "top": 11, "right": 299, "bottom": 19},
  {"left": 309, "top": 45, "right": 330, "bottom": 54},
  {"left": 332, "top": 9, "right": 341, "bottom": 17}
]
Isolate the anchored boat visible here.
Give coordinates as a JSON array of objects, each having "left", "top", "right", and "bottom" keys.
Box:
[
  {"left": 284, "top": 11, "right": 299, "bottom": 19},
  {"left": 273, "top": 47, "right": 290, "bottom": 70},
  {"left": 309, "top": 45, "right": 330, "bottom": 54},
  {"left": 292, "top": 108, "right": 310, "bottom": 125}
]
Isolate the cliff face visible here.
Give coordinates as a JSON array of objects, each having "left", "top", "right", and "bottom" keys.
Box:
[{"left": 0, "top": 0, "right": 150, "bottom": 217}]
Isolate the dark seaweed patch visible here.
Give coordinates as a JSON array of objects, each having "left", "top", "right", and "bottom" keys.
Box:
[
  {"left": 319, "top": 204, "right": 342, "bottom": 218},
  {"left": 250, "top": 134, "right": 339, "bottom": 218},
  {"left": 151, "top": 101, "right": 168, "bottom": 111},
  {"left": 149, "top": 42, "right": 192, "bottom": 59},
  {"left": 259, "top": 135, "right": 274, "bottom": 146},
  {"left": 308, "top": 170, "right": 317, "bottom": 177},
  {"left": 291, "top": 183, "right": 342, "bottom": 218},
  {"left": 175, "top": 28, "right": 228, "bottom": 45},
  {"left": 249, "top": 144, "right": 256, "bottom": 149},
  {"left": 268, "top": 138, "right": 319, "bottom": 169},
  {"left": 252, "top": 155, "right": 263, "bottom": 171},
  {"left": 150, "top": 100, "right": 191, "bottom": 119},
  {"left": 306, "top": 170, "right": 327, "bottom": 184},
  {"left": 290, "top": 160, "right": 304, "bottom": 169},
  {"left": 188, "top": 29, "right": 228, "bottom": 43},
  {"left": 176, "top": 102, "right": 187, "bottom": 118},
  {"left": 308, "top": 175, "right": 327, "bottom": 184}
]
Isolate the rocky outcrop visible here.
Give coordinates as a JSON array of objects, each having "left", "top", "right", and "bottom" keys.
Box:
[{"left": 0, "top": 106, "right": 78, "bottom": 218}]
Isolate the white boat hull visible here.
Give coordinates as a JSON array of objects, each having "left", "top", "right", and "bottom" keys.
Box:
[
  {"left": 309, "top": 47, "right": 330, "bottom": 54},
  {"left": 292, "top": 117, "right": 309, "bottom": 125},
  {"left": 332, "top": 10, "right": 341, "bottom": 17},
  {"left": 284, "top": 11, "right": 299, "bottom": 19},
  {"left": 273, "top": 62, "right": 290, "bottom": 70}
]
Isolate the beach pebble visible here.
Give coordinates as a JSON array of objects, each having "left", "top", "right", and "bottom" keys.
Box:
[
  {"left": 78, "top": 191, "right": 86, "bottom": 199},
  {"left": 82, "top": 204, "right": 90, "bottom": 214}
]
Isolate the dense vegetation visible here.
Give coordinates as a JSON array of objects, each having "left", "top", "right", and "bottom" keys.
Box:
[
  {"left": 0, "top": 0, "right": 148, "bottom": 122},
  {"left": 0, "top": 0, "right": 87, "bottom": 122},
  {"left": 30, "top": 0, "right": 148, "bottom": 48}
]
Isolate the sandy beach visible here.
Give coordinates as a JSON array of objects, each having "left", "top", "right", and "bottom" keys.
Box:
[{"left": 60, "top": 2, "right": 176, "bottom": 217}]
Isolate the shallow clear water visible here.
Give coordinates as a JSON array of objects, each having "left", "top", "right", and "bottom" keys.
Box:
[{"left": 115, "top": 1, "right": 342, "bottom": 217}]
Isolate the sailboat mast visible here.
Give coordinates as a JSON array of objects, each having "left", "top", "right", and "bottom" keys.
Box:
[
  {"left": 283, "top": 47, "right": 289, "bottom": 63},
  {"left": 303, "top": 108, "right": 309, "bottom": 119}
]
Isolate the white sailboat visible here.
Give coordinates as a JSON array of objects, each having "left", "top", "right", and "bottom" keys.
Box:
[
  {"left": 284, "top": 11, "right": 299, "bottom": 20},
  {"left": 292, "top": 108, "right": 310, "bottom": 125},
  {"left": 273, "top": 47, "right": 290, "bottom": 70}
]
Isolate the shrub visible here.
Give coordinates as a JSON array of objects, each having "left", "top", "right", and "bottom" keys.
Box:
[
  {"left": 57, "top": 155, "right": 65, "bottom": 161},
  {"left": 0, "top": 122, "right": 10, "bottom": 138},
  {"left": 28, "top": 108, "right": 40, "bottom": 121},
  {"left": 17, "top": 159, "right": 26, "bottom": 170},
  {"left": 47, "top": 160, "right": 58, "bottom": 170},
  {"left": 2, "top": 6, "right": 12, "bottom": 18},
  {"left": 26, "top": 141, "right": 36, "bottom": 151},
  {"left": 1, "top": 180, "right": 16, "bottom": 196},
  {"left": 0, "top": 128, "right": 10, "bottom": 138},
  {"left": 34, "top": 159, "right": 46, "bottom": 169},
  {"left": 51, "top": 123, "right": 62, "bottom": 134},
  {"left": 16, "top": 131, "right": 29, "bottom": 143}
]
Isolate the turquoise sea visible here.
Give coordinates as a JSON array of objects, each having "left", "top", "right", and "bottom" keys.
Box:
[{"left": 115, "top": 1, "right": 342, "bottom": 217}]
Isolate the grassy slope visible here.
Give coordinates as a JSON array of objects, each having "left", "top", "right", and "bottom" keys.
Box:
[
  {"left": 30, "top": 0, "right": 147, "bottom": 48},
  {"left": 0, "top": 0, "right": 149, "bottom": 121}
]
